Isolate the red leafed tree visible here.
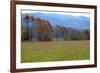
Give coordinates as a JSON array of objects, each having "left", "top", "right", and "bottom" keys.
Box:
[{"left": 36, "top": 18, "right": 52, "bottom": 41}]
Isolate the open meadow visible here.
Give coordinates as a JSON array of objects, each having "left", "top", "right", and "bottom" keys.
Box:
[{"left": 21, "top": 40, "right": 90, "bottom": 63}]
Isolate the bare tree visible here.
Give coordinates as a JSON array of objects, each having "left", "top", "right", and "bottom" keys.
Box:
[{"left": 24, "top": 15, "right": 33, "bottom": 41}]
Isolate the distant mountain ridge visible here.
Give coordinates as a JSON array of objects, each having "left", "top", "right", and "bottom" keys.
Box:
[{"left": 22, "top": 12, "right": 90, "bottom": 29}]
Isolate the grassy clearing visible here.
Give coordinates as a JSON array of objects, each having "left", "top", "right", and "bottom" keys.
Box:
[{"left": 21, "top": 40, "right": 90, "bottom": 63}]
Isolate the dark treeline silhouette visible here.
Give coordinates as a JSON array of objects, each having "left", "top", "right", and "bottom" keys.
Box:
[{"left": 21, "top": 15, "right": 90, "bottom": 41}]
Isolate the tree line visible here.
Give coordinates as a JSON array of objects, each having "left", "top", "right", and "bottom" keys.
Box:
[{"left": 21, "top": 15, "right": 90, "bottom": 41}]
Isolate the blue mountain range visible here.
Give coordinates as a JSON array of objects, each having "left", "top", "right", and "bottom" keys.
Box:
[{"left": 22, "top": 12, "right": 90, "bottom": 29}]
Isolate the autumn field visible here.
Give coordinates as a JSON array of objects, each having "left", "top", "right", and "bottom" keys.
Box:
[{"left": 21, "top": 40, "right": 90, "bottom": 63}]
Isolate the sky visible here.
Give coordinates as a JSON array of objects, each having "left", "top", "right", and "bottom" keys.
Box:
[{"left": 22, "top": 10, "right": 90, "bottom": 17}]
